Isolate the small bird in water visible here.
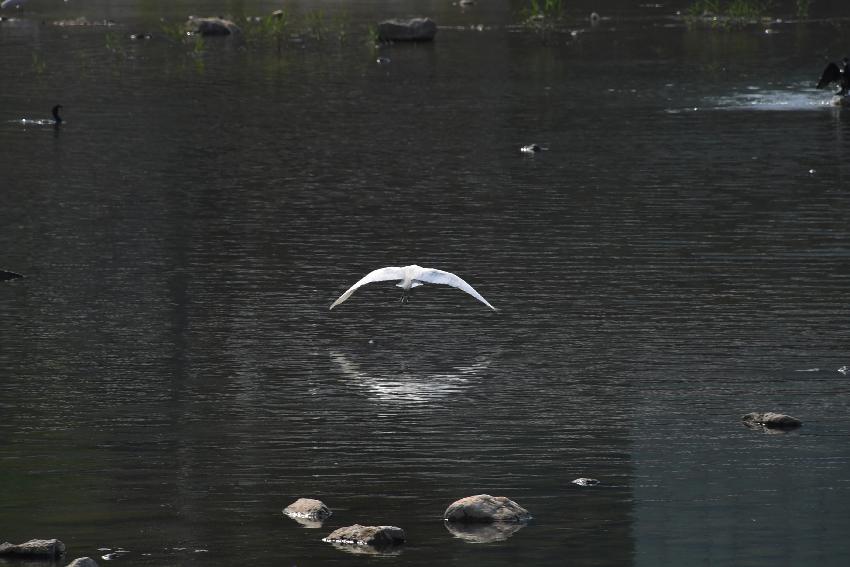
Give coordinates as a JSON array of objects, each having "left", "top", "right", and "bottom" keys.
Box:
[
  {"left": 1, "top": 269, "right": 24, "bottom": 281},
  {"left": 816, "top": 58, "right": 850, "bottom": 96},
  {"left": 330, "top": 265, "right": 496, "bottom": 311},
  {"left": 18, "top": 105, "right": 62, "bottom": 126},
  {"left": 520, "top": 143, "right": 547, "bottom": 154}
]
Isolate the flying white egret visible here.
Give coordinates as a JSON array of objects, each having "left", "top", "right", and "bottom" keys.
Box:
[{"left": 329, "top": 265, "right": 496, "bottom": 311}]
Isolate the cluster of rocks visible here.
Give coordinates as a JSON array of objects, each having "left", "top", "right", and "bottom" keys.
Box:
[
  {"left": 0, "top": 539, "right": 97, "bottom": 566},
  {"left": 283, "top": 493, "right": 534, "bottom": 552}
]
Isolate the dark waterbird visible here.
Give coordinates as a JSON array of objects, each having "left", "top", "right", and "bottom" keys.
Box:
[
  {"left": 816, "top": 58, "right": 850, "bottom": 96},
  {"left": 1, "top": 269, "right": 24, "bottom": 281},
  {"left": 51, "top": 104, "right": 63, "bottom": 124}
]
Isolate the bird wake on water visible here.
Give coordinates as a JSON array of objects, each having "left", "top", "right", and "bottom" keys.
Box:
[
  {"left": 329, "top": 265, "right": 497, "bottom": 311},
  {"left": 15, "top": 104, "right": 63, "bottom": 126}
]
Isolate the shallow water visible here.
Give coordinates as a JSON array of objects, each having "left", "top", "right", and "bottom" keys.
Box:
[{"left": 2, "top": 1, "right": 850, "bottom": 566}]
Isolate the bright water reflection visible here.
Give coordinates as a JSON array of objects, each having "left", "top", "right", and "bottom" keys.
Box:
[{"left": 330, "top": 351, "right": 492, "bottom": 405}]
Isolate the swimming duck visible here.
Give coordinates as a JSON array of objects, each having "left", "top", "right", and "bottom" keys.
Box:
[{"left": 520, "top": 143, "right": 547, "bottom": 153}]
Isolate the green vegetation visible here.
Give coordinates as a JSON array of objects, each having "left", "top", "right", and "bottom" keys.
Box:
[
  {"left": 525, "top": 0, "right": 565, "bottom": 21},
  {"left": 686, "top": 0, "right": 774, "bottom": 25},
  {"left": 795, "top": 0, "right": 811, "bottom": 18},
  {"left": 521, "top": 0, "right": 566, "bottom": 44},
  {"left": 31, "top": 51, "right": 46, "bottom": 75},
  {"left": 243, "top": 8, "right": 352, "bottom": 51}
]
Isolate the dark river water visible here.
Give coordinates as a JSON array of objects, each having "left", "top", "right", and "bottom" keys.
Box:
[{"left": 3, "top": 1, "right": 850, "bottom": 566}]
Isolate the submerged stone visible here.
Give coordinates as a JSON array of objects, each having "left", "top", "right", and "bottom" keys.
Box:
[
  {"left": 0, "top": 539, "right": 65, "bottom": 558},
  {"left": 322, "top": 524, "right": 405, "bottom": 547},
  {"left": 742, "top": 412, "right": 802, "bottom": 428},
  {"left": 186, "top": 16, "right": 241, "bottom": 36},
  {"left": 377, "top": 18, "right": 437, "bottom": 42},
  {"left": 443, "top": 494, "right": 532, "bottom": 523}
]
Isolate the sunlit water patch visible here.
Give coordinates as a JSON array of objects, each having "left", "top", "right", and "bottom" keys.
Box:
[{"left": 708, "top": 85, "right": 843, "bottom": 111}]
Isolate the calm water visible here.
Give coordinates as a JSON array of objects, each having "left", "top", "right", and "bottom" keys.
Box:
[{"left": 3, "top": 1, "right": 850, "bottom": 566}]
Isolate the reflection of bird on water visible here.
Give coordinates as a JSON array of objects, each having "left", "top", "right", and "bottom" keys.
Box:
[
  {"left": 329, "top": 265, "right": 496, "bottom": 311},
  {"left": 330, "top": 351, "right": 492, "bottom": 404},
  {"left": 816, "top": 58, "right": 850, "bottom": 96}
]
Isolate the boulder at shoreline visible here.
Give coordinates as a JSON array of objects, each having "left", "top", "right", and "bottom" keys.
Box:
[{"left": 444, "top": 494, "right": 532, "bottom": 523}]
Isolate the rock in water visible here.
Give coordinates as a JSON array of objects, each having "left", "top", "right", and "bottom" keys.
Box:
[
  {"left": 571, "top": 477, "right": 600, "bottom": 486},
  {"left": 0, "top": 539, "right": 65, "bottom": 558},
  {"left": 742, "top": 412, "right": 802, "bottom": 428},
  {"left": 67, "top": 558, "right": 99, "bottom": 567},
  {"left": 322, "top": 525, "right": 405, "bottom": 547},
  {"left": 186, "top": 16, "right": 241, "bottom": 36},
  {"left": 283, "top": 498, "right": 332, "bottom": 524},
  {"left": 377, "top": 18, "right": 437, "bottom": 42},
  {"left": 443, "top": 494, "right": 532, "bottom": 523}
]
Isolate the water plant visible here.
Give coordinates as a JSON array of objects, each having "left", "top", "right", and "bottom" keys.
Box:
[
  {"left": 31, "top": 51, "right": 46, "bottom": 74},
  {"left": 685, "top": 0, "right": 774, "bottom": 25},
  {"left": 104, "top": 30, "right": 127, "bottom": 58},
  {"left": 303, "top": 9, "right": 326, "bottom": 41},
  {"left": 331, "top": 10, "right": 350, "bottom": 44},
  {"left": 521, "top": 0, "right": 564, "bottom": 44},
  {"left": 525, "top": 0, "right": 564, "bottom": 21},
  {"left": 521, "top": 0, "right": 565, "bottom": 44},
  {"left": 159, "top": 20, "right": 189, "bottom": 43}
]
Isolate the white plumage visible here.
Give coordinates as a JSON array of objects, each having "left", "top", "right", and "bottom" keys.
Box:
[{"left": 330, "top": 264, "right": 496, "bottom": 311}]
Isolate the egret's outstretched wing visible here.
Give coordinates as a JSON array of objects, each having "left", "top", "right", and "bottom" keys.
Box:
[
  {"left": 414, "top": 267, "right": 497, "bottom": 311},
  {"left": 817, "top": 62, "right": 841, "bottom": 89},
  {"left": 330, "top": 266, "right": 406, "bottom": 309}
]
